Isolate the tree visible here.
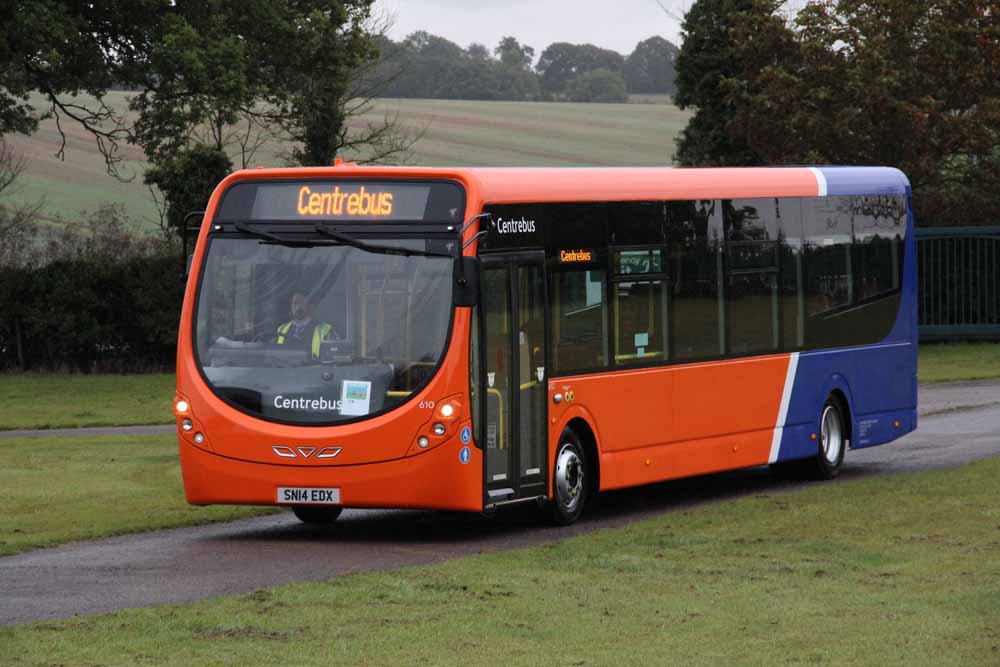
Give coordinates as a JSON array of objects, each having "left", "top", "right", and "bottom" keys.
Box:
[
  {"left": 143, "top": 145, "right": 233, "bottom": 237},
  {"left": 625, "top": 36, "right": 681, "bottom": 95},
  {"left": 672, "top": 0, "right": 774, "bottom": 166},
  {"left": 536, "top": 42, "right": 626, "bottom": 98},
  {"left": 724, "top": 0, "right": 1000, "bottom": 226},
  {"left": 130, "top": 1, "right": 415, "bottom": 235},
  {"left": 566, "top": 69, "right": 629, "bottom": 103},
  {"left": 1, "top": 1, "right": 163, "bottom": 176},
  {"left": 495, "top": 37, "right": 535, "bottom": 71},
  {"left": 494, "top": 37, "right": 540, "bottom": 101},
  {"left": 377, "top": 33, "right": 541, "bottom": 101}
]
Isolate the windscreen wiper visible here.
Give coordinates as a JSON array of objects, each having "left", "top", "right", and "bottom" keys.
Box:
[
  {"left": 233, "top": 222, "right": 336, "bottom": 248},
  {"left": 315, "top": 224, "right": 453, "bottom": 258}
]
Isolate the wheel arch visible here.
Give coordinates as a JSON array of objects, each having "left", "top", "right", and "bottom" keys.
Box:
[
  {"left": 562, "top": 416, "right": 601, "bottom": 497},
  {"left": 819, "top": 374, "right": 855, "bottom": 444}
]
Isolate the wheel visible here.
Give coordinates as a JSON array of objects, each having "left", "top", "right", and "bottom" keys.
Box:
[
  {"left": 812, "top": 397, "right": 847, "bottom": 479},
  {"left": 292, "top": 505, "right": 343, "bottom": 525},
  {"left": 548, "top": 429, "right": 588, "bottom": 526}
]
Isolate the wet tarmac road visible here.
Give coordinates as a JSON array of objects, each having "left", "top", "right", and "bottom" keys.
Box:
[{"left": 1, "top": 381, "right": 998, "bottom": 626}]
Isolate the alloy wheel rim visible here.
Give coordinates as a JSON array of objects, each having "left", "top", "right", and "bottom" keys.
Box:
[
  {"left": 821, "top": 405, "right": 843, "bottom": 465},
  {"left": 555, "top": 445, "right": 584, "bottom": 512}
]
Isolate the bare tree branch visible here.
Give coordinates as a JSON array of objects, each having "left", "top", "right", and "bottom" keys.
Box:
[{"left": 43, "top": 90, "right": 132, "bottom": 181}]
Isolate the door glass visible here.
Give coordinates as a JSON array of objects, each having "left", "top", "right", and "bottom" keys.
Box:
[
  {"left": 518, "top": 265, "right": 546, "bottom": 481},
  {"left": 483, "top": 266, "right": 512, "bottom": 487}
]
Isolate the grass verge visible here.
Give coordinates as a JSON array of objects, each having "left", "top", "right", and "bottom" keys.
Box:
[
  {"left": 0, "top": 374, "right": 175, "bottom": 430},
  {"left": 919, "top": 342, "right": 1000, "bottom": 383},
  {"left": 0, "top": 434, "right": 276, "bottom": 556},
  {"left": 2, "top": 457, "right": 998, "bottom": 664}
]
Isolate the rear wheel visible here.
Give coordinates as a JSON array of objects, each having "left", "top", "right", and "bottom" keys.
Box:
[
  {"left": 812, "top": 398, "right": 847, "bottom": 479},
  {"left": 548, "top": 429, "right": 587, "bottom": 526},
  {"left": 292, "top": 505, "right": 343, "bottom": 525}
]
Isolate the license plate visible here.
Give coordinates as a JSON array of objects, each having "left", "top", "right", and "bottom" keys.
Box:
[{"left": 277, "top": 487, "right": 341, "bottom": 505}]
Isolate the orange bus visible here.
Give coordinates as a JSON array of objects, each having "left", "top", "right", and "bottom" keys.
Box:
[{"left": 175, "top": 165, "right": 917, "bottom": 525}]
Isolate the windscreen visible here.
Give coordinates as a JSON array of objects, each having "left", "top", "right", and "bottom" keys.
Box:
[{"left": 194, "top": 237, "right": 454, "bottom": 425}]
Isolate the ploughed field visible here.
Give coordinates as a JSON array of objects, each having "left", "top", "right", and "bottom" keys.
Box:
[{"left": 6, "top": 92, "right": 687, "bottom": 230}]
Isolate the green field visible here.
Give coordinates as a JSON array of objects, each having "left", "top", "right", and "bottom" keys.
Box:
[
  {"left": 0, "top": 433, "right": 276, "bottom": 556},
  {"left": 2, "top": 457, "right": 998, "bottom": 663},
  {"left": 0, "top": 374, "right": 175, "bottom": 430},
  {"left": 5, "top": 92, "right": 686, "bottom": 229}
]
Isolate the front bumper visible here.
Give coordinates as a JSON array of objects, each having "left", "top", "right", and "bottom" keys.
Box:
[{"left": 178, "top": 434, "right": 483, "bottom": 512}]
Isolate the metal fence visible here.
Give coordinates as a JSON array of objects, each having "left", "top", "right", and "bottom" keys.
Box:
[{"left": 917, "top": 226, "right": 1000, "bottom": 341}]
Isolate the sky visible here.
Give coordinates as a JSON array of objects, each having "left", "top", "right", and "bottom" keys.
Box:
[{"left": 374, "top": 0, "right": 693, "bottom": 57}]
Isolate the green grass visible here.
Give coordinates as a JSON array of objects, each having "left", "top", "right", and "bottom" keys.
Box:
[
  {"left": 6, "top": 92, "right": 687, "bottom": 228},
  {"left": 919, "top": 342, "right": 1000, "bottom": 383},
  {"left": 0, "top": 433, "right": 276, "bottom": 556},
  {"left": 0, "top": 374, "right": 175, "bottom": 430},
  {"left": 2, "top": 457, "right": 998, "bottom": 663}
]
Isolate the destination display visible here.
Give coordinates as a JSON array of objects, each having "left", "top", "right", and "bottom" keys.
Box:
[
  {"left": 253, "top": 183, "right": 428, "bottom": 221},
  {"left": 215, "top": 180, "right": 466, "bottom": 223}
]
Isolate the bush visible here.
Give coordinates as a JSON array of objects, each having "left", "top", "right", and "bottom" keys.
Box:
[{"left": 0, "top": 205, "right": 183, "bottom": 372}]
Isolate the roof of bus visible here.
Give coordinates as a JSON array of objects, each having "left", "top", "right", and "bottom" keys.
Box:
[
  {"left": 467, "top": 166, "right": 910, "bottom": 203},
  {"left": 228, "top": 166, "right": 910, "bottom": 205}
]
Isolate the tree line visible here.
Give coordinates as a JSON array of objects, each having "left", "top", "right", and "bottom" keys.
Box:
[{"left": 374, "top": 33, "right": 679, "bottom": 103}]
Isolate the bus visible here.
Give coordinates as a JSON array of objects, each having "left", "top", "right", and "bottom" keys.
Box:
[{"left": 175, "top": 165, "right": 917, "bottom": 525}]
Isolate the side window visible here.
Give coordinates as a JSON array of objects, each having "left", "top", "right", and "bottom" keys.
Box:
[
  {"left": 852, "top": 195, "right": 906, "bottom": 301},
  {"left": 668, "top": 200, "right": 723, "bottom": 360},
  {"left": 802, "top": 197, "right": 853, "bottom": 316},
  {"left": 550, "top": 268, "right": 607, "bottom": 373},
  {"left": 724, "top": 199, "right": 780, "bottom": 356},
  {"left": 778, "top": 199, "right": 805, "bottom": 349},
  {"left": 612, "top": 248, "right": 667, "bottom": 365}
]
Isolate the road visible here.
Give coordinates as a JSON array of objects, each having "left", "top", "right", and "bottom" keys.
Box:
[{"left": 0, "top": 380, "right": 998, "bottom": 626}]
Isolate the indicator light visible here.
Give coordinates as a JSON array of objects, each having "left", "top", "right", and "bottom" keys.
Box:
[
  {"left": 440, "top": 403, "right": 455, "bottom": 418},
  {"left": 194, "top": 433, "right": 205, "bottom": 445},
  {"left": 176, "top": 400, "right": 189, "bottom": 413},
  {"left": 418, "top": 436, "right": 430, "bottom": 449},
  {"left": 433, "top": 423, "right": 446, "bottom": 436},
  {"left": 181, "top": 419, "right": 193, "bottom": 432}
]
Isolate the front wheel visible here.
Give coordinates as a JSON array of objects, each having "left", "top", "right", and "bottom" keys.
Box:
[
  {"left": 548, "top": 430, "right": 588, "bottom": 526},
  {"left": 292, "top": 505, "right": 343, "bottom": 525}
]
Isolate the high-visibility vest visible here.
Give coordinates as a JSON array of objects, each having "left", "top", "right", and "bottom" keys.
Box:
[{"left": 276, "top": 321, "right": 332, "bottom": 358}]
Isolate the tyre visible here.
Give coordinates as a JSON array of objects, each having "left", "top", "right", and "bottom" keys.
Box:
[
  {"left": 548, "top": 429, "right": 588, "bottom": 526},
  {"left": 811, "top": 397, "right": 847, "bottom": 479},
  {"left": 292, "top": 505, "right": 343, "bottom": 525}
]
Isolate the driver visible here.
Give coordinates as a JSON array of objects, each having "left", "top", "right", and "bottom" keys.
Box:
[{"left": 275, "top": 292, "right": 334, "bottom": 359}]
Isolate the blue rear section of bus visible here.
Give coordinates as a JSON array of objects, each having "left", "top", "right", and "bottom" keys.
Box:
[{"left": 776, "top": 167, "right": 918, "bottom": 461}]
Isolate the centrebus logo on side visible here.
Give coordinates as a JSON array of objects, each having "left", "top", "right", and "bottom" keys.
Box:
[{"left": 494, "top": 217, "right": 536, "bottom": 234}]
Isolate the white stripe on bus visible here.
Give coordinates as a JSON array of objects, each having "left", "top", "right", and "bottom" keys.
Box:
[
  {"left": 768, "top": 352, "right": 800, "bottom": 464},
  {"left": 808, "top": 167, "right": 828, "bottom": 196}
]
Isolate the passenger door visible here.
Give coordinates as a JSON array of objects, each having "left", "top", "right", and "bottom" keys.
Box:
[{"left": 479, "top": 252, "right": 548, "bottom": 506}]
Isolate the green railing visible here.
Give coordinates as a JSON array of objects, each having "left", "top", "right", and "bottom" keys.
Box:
[{"left": 917, "top": 226, "right": 1000, "bottom": 341}]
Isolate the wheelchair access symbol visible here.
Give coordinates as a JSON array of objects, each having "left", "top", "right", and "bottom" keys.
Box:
[
  {"left": 459, "top": 446, "right": 471, "bottom": 465},
  {"left": 461, "top": 426, "right": 471, "bottom": 444}
]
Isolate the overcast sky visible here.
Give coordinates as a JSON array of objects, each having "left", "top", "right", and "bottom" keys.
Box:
[{"left": 375, "top": 0, "right": 693, "bottom": 57}]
